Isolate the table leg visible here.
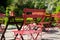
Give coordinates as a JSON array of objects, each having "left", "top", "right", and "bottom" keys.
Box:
[
  {"left": 1, "top": 23, "right": 8, "bottom": 40},
  {"left": 1, "top": 17, "right": 23, "bottom": 40}
]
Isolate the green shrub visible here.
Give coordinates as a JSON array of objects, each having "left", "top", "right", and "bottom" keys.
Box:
[{"left": 0, "top": 6, "right": 5, "bottom": 13}]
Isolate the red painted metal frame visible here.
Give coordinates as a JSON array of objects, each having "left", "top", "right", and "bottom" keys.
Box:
[
  {"left": 12, "top": 8, "right": 45, "bottom": 40},
  {"left": 13, "top": 24, "right": 43, "bottom": 40}
]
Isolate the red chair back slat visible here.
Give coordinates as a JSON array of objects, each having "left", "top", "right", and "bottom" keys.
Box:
[
  {"left": 23, "top": 8, "right": 45, "bottom": 12},
  {"left": 23, "top": 8, "right": 46, "bottom": 24}
]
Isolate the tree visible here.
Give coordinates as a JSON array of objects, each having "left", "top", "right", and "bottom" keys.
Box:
[
  {"left": 45, "top": 0, "right": 60, "bottom": 14},
  {"left": 6, "top": 0, "right": 47, "bottom": 16}
]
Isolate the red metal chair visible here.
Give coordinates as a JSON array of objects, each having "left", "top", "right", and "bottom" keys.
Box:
[
  {"left": 22, "top": 8, "right": 52, "bottom": 31},
  {"left": 12, "top": 8, "right": 53, "bottom": 40},
  {"left": 12, "top": 8, "right": 45, "bottom": 40}
]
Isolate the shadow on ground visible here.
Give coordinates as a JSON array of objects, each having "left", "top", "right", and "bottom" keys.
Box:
[
  {"left": 45, "top": 30, "right": 59, "bottom": 34},
  {"left": 42, "top": 39, "right": 53, "bottom": 40}
]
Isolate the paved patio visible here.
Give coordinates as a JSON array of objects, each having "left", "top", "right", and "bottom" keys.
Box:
[{"left": 0, "top": 27, "right": 60, "bottom": 40}]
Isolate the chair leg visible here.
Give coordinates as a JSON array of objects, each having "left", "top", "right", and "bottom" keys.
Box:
[
  {"left": 34, "top": 33, "right": 41, "bottom": 40},
  {"left": 30, "top": 33, "right": 41, "bottom": 40},
  {"left": 1, "top": 35, "right": 5, "bottom": 40},
  {"left": 14, "top": 34, "right": 18, "bottom": 40},
  {"left": 14, "top": 34, "right": 24, "bottom": 40},
  {"left": 20, "top": 34, "right": 24, "bottom": 40}
]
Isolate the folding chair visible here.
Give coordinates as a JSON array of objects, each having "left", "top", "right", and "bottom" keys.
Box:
[
  {"left": 12, "top": 23, "right": 42, "bottom": 40},
  {"left": 12, "top": 8, "right": 44, "bottom": 40},
  {"left": 23, "top": 8, "right": 54, "bottom": 32}
]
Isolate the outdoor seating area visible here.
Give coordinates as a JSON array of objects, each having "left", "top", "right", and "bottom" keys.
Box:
[
  {"left": 0, "top": 0, "right": 60, "bottom": 40},
  {"left": 0, "top": 8, "right": 60, "bottom": 40}
]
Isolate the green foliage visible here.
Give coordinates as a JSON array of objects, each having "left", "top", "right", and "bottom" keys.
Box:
[
  {"left": 44, "top": 17, "right": 50, "bottom": 22},
  {"left": 4, "top": 17, "right": 8, "bottom": 25},
  {"left": 6, "top": 7, "right": 10, "bottom": 16},
  {"left": 6, "top": 0, "right": 14, "bottom": 6},
  {"left": 46, "top": 0, "right": 60, "bottom": 13},
  {"left": 16, "top": 18, "right": 23, "bottom": 22},
  {"left": 14, "top": 9, "right": 23, "bottom": 16},
  {"left": 14, "top": 0, "right": 46, "bottom": 16},
  {"left": 36, "top": 2, "right": 45, "bottom": 9},
  {"left": 25, "top": 1, "right": 35, "bottom": 8},
  {"left": 0, "top": 6, "right": 5, "bottom": 13},
  {"left": 55, "top": 2, "right": 60, "bottom": 13},
  {"left": 14, "top": 1, "right": 34, "bottom": 16},
  {"left": 36, "top": 18, "right": 41, "bottom": 23}
]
